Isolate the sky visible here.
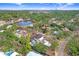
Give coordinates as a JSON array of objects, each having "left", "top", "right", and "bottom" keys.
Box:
[{"left": 0, "top": 3, "right": 79, "bottom": 10}]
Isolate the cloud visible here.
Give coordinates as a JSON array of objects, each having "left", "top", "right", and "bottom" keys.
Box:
[
  {"left": 15, "top": 3, "right": 23, "bottom": 6},
  {"left": 37, "top": 7, "right": 50, "bottom": 10},
  {"left": 0, "top": 3, "right": 77, "bottom": 10},
  {"left": 57, "top": 3, "right": 75, "bottom": 10}
]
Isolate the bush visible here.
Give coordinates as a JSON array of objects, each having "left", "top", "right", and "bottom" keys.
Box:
[
  {"left": 25, "top": 34, "right": 32, "bottom": 53},
  {"left": 51, "top": 41, "right": 59, "bottom": 50},
  {"left": 66, "top": 37, "right": 79, "bottom": 56}
]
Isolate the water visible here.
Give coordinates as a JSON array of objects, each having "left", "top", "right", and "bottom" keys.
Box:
[{"left": 18, "top": 21, "right": 33, "bottom": 27}]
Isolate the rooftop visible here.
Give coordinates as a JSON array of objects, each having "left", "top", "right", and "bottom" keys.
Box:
[{"left": 26, "top": 51, "right": 43, "bottom": 56}]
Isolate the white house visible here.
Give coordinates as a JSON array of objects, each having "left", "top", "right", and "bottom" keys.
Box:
[
  {"left": 15, "top": 32, "right": 21, "bottom": 38},
  {"left": 43, "top": 40, "right": 51, "bottom": 47},
  {"left": 31, "top": 32, "right": 51, "bottom": 47},
  {"left": 10, "top": 52, "right": 20, "bottom": 56},
  {"left": 15, "top": 29, "right": 27, "bottom": 38},
  {"left": 0, "top": 51, "right": 6, "bottom": 56},
  {"left": 26, "top": 51, "right": 43, "bottom": 56},
  {"left": 53, "top": 31, "right": 59, "bottom": 35},
  {"left": 0, "top": 51, "right": 19, "bottom": 56},
  {"left": 6, "top": 25, "right": 12, "bottom": 29},
  {"left": 0, "top": 30, "right": 5, "bottom": 32}
]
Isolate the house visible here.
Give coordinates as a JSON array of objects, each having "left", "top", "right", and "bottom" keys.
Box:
[
  {"left": 69, "top": 19, "right": 74, "bottom": 22},
  {"left": 43, "top": 40, "right": 51, "bottom": 47},
  {"left": 0, "top": 21, "right": 6, "bottom": 26},
  {"left": 6, "top": 25, "right": 12, "bottom": 29},
  {"left": 26, "top": 51, "right": 43, "bottom": 56},
  {"left": 10, "top": 52, "right": 20, "bottom": 56},
  {"left": 15, "top": 28, "right": 27, "bottom": 38},
  {"left": 6, "top": 20, "right": 14, "bottom": 24},
  {"left": 26, "top": 18, "right": 32, "bottom": 21},
  {"left": 30, "top": 32, "right": 51, "bottom": 47},
  {"left": 0, "top": 30, "right": 5, "bottom": 32},
  {"left": 0, "top": 51, "right": 20, "bottom": 56},
  {"left": 0, "top": 51, "right": 6, "bottom": 56},
  {"left": 53, "top": 31, "right": 59, "bottom": 35},
  {"left": 4, "top": 50, "right": 20, "bottom": 56},
  {"left": 30, "top": 32, "right": 43, "bottom": 46},
  {"left": 17, "top": 18, "right": 24, "bottom": 22}
]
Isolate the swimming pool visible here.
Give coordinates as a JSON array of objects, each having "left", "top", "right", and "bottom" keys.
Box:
[{"left": 18, "top": 21, "right": 33, "bottom": 27}]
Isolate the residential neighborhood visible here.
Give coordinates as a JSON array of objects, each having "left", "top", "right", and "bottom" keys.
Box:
[{"left": 0, "top": 3, "right": 79, "bottom": 56}]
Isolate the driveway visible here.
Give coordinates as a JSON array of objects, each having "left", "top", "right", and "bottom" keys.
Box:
[{"left": 55, "top": 33, "right": 74, "bottom": 56}]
